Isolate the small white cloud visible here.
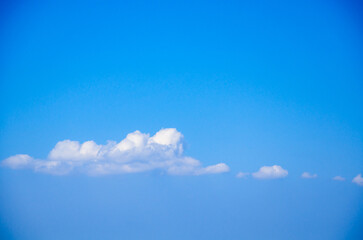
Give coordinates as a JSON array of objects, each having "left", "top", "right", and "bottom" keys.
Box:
[
  {"left": 2, "top": 154, "right": 34, "bottom": 169},
  {"left": 352, "top": 174, "right": 363, "bottom": 186},
  {"left": 236, "top": 172, "right": 249, "bottom": 178},
  {"left": 195, "top": 163, "right": 230, "bottom": 175},
  {"left": 252, "top": 165, "right": 288, "bottom": 179},
  {"left": 2, "top": 128, "right": 230, "bottom": 176},
  {"left": 332, "top": 176, "right": 345, "bottom": 181},
  {"left": 301, "top": 172, "right": 317, "bottom": 179}
]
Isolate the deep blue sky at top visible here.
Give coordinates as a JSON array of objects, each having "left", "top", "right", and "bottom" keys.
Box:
[
  {"left": 1, "top": 0, "right": 362, "bottom": 174},
  {"left": 0, "top": 0, "right": 363, "bottom": 239}
]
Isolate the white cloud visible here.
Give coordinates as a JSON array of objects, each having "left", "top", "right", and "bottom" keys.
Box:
[
  {"left": 301, "top": 172, "right": 317, "bottom": 179},
  {"left": 2, "top": 128, "right": 229, "bottom": 176},
  {"left": 236, "top": 172, "right": 249, "bottom": 178},
  {"left": 195, "top": 163, "right": 230, "bottom": 175},
  {"left": 252, "top": 165, "right": 288, "bottom": 179},
  {"left": 332, "top": 176, "right": 345, "bottom": 181},
  {"left": 48, "top": 140, "right": 101, "bottom": 161},
  {"left": 352, "top": 174, "right": 363, "bottom": 186},
  {"left": 2, "top": 154, "right": 34, "bottom": 169}
]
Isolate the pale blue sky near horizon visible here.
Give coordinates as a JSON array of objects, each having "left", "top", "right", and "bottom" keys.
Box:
[{"left": 0, "top": 0, "right": 363, "bottom": 239}]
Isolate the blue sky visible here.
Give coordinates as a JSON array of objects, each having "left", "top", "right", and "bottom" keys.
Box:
[{"left": 0, "top": 0, "right": 363, "bottom": 239}]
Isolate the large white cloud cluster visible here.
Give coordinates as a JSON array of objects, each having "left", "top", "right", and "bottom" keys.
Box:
[{"left": 2, "top": 128, "right": 229, "bottom": 176}]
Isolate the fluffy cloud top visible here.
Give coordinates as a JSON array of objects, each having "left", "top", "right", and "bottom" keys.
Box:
[
  {"left": 252, "top": 165, "right": 288, "bottom": 179},
  {"left": 301, "top": 172, "right": 317, "bottom": 179},
  {"left": 352, "top": 174, "right": 363, "bottom": 186},
  {"left": 332, "top": 176, "right": 345, "bottom": 181},
  {"left": 2, "top": 128, "right": 229, "bottom": 176}
]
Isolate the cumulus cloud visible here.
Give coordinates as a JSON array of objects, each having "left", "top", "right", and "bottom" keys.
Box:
[
  {"left": 301, "top": 172, "right": 317, "bottom": 179},
  {"left": 236, "top": 172, "right": 249, "bottom": 178},
  {"left": 1, "top": 128, "right": 229, "bottom": 176},
  {"left": 2, "top": 154, "right": 34, "bottom": 169},
  {"left": 352, "top": 174, "right": 363, "bottom": 186},
  {"left": 332, "top": 176, "right": 345, "bottom": 181},
  {"left": 252, "top": 165, "right": 288, "bottom": 179}
]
